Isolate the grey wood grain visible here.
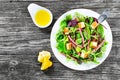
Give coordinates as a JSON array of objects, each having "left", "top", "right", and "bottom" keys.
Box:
[{"left": 0, "top": 0, "right": 120, "bottom": 80}]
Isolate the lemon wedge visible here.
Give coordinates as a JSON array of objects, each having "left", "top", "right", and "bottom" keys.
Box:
[
  {"left": 41, "top": 58, "right": 52, "bottom": 70},
  {"left": 38, "top": 51, "right": 52, "bottom": 70},
  {"left": 38, "top": 51, "right": 51, "bottom": 63}
]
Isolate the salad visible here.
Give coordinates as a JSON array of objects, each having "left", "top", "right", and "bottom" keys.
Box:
[{"left": 56, "top": 12, "right": 108, "bottom": 64}]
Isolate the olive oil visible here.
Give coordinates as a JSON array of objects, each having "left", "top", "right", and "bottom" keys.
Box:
[{"left": 34, "top": 10, "right": 51, "bottom": 27}]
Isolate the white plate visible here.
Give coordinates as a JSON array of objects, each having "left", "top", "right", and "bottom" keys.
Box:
[{"left": 50, "top": 9, "right": 112, "bottom": 70}]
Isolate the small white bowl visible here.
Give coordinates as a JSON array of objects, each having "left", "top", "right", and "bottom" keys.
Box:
[
  {"left": 50, "top": 9, "right": 112, "bottom": 70},
  {"left": 27, "top": 3, "right": 53, "bottom": 28}
]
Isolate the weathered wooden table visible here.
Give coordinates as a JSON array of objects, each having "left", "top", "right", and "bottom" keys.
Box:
[{"left": 0, "top": 0, "right": 120, "bottom": 80}]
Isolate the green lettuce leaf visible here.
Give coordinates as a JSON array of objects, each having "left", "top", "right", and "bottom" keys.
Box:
[
  {"left": 83, "top": 25, "right": 91, "bottom": 40},
  {"left": 60, "top": 19, "right": 67, "bottom": 29},
  {"left": 66, "top": 14, "right": 72, "bottom": 21},
  {"left": 97, "top": 24, "right": 104, "bottom": 38},
  {"left": 76, "top": 39, "right": 82, "bottom": 44},
  {"left": 88, "top": 17, "right": 94, "bottom": 25},
  {"left": 75, "top": 12, "right": 86, "bottom": 22}
]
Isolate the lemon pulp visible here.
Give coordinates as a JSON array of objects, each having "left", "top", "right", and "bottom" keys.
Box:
[{"left": 35, "top": 10, "right": 51, "bottom": 27}]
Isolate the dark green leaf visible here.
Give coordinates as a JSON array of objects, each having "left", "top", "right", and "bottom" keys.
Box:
[{"left": 56, "top": 32, "right": 64, "bottom": 42}]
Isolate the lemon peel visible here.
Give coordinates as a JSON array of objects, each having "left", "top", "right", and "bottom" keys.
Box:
[{"left": 38, "top": 51, "right": 52, "bottom": 70}]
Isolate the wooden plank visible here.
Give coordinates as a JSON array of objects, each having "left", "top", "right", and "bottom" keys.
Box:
[
  {"left": 0, "top": 47, "right": 119, "bottom": 80},
  {"left": 0, "top": 0, "right": 119, "bottom": 3},
  {"left": 0, "top": 2, "right": 119, "bottom": 19},
  {"left": 0, "top": 0, "right": 119, "bottom": 80}
]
